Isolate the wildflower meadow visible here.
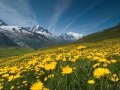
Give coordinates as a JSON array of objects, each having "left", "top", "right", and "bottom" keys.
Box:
[{"left": 0, "top": 38, "right": 120, "bottom": 90}]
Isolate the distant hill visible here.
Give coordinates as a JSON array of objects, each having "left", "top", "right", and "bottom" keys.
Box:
[{"left": 78, "top": 24, "right": 120, "bottom": 42}]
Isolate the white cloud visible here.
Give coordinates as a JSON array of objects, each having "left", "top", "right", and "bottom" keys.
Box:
[
  {"left": 48, "top": 0, "right": 72, "bottom": 33},
  {"left": 0, "top": 0, "right": 38, "bottom": 26}
]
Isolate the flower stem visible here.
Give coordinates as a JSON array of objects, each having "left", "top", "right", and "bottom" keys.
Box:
[
  {"left": 66, "top": 75, "right": 67, "bottom": 90},
  {"left": 55, "top": 78, "right": 63, "bottom": 90},
  {"left": 101, "top": 77, "right": 104, "bottom": 90}
]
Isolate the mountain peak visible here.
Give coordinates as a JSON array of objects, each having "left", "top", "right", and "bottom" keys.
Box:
[
  {"left": 67, "top": 32, "right": 83, "bottom": 39},
  {"left": 61, "top": 32, "right": 83, "bottom": 41},
  {"left": 34, "top": 25, "right": 41, "bottom": 30},
  {"left": 0, "top": 20, "right": 7, "bottom": 26},
  {"left": 30, "top": 26, "right": 49, "bottom": 33}
]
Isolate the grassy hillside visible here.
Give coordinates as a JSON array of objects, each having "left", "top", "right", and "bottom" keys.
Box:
[
  {"left": 0, "top": 38, "right": 120, "bottom": 90},
  {"left": 0, "top": 47, "right": 35, "bottom": 59},
  {"left": 78, "top": 24, "right": 120, "bottom": 42}
]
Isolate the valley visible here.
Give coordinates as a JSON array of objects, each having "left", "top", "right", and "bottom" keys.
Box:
[{"left": 0, "top": 24, "right": 120, "bottom": 90}]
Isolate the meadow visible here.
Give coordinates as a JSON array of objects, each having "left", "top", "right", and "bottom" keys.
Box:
[
  {"left": 0, "top": 38, "right": 120, "bottom": 90},
  {"left": 0, "top": 47, "right": 34, "bottom": 59}
]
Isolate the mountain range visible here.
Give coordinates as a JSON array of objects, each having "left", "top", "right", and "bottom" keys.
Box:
[{"left": 0, "top": 20, "right": 82, "bottom": 49}]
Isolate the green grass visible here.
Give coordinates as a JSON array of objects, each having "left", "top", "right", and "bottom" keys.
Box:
[{"left": 0, "top": 47, "right": 35, "bottom": 59}]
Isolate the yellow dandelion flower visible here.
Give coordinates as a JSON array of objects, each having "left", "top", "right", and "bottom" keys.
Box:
[
  {"left": 44, "top": 77, "right": 48, "bottom": 81},
  {"left": 87, "top": 80, "right": 95, "bottom": 85},
  {"left": 92, "top": 56, "right": 99, "bottom": 61},
  {"left": 8, "top": 75, "right": 14, "bottom": 82},
  {"left": 30, "top": 81, "right": 43, "bottom": 90},
  {"left": 110, "top": 60, "right": 117, "bottom": 63},
  {"left": 44, "top": 62, "right": 57, "bottom": 70},
  {"left": 110, "top": 74, "right": 119, "bottom": 82},
  {"left": 56, "top": 54, "right": 62, "bottom": 61},
  {"left": 87, "top": 56, "right": 92, "bottom": 59},
  {"left": 14, "top": 73, "right": 21, "bottom": 79},
  {"left": 63, "top": 57, "right": 66, "bottom": 61},
  {"left": 22, "top": 81, "right": 27, "bottom": 84},
  {"left": 0, "top": 85, "right": 3, "bottom": 89},
  {"left": 103, "top": 63, "right": 108, "bottom": 67},
  {"left": 2, "top": 74, "right": 9, "bottom": 78},
  {"left": 70, "top": 58, "right": 75, "bottom": 62},
  {"left": 93, "top": 68, "right": 111, "bottom": 78},
  {"left": 62, "top": 66, "right": 73, "bottom": 75},
  {"left": 10, "top": 86, "right": 14, "bottom": 90},
  {"left": 48, "top": 74, "right": 54, "bottom": 78},
  {"left": 99, "top": 58, "right": 107, "bottom": 63},
  {"left": 93, "top": 63, "right": 100, "bottom": 68},
  {"left": 96, "top": 53, "right": 102, "bottom": 56}
]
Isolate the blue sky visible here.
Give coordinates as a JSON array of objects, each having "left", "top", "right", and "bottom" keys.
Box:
[{"left": 0, "top": 0, "right": 120, "bottom": 35}]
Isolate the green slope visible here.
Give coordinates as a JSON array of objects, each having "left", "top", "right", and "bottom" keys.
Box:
[
  {"left": 78, "top": 24, "right": 120, "bottom": 42},
  {"left": 0, "top": 47, "right": 35, "bottom": 59}
]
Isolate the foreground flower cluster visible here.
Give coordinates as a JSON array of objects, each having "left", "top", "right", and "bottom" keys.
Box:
[{"left": 0, "top": 38, "right": 120, "bottom": 90}]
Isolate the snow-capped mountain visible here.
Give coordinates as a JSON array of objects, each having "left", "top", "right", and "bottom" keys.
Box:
[
  {"left": 61, "top": 32, "right": 83, "bottom": 41},
  {"left": 0, "top": 25, "right": 58, "bottom": 49},
  {"left": 0, "top": 20, "right": 82, "bottom": 49},
  {"left": 28, "top": 26, "right": 59, "bottom": 40},
  {"left": 0, "top": 26, "right": 32, "bottom": 47}
]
